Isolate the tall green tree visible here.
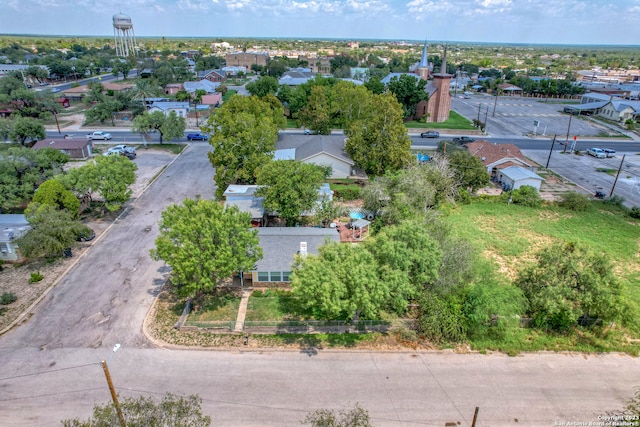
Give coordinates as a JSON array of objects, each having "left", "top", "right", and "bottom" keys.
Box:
[
  {"left": 515, "top": 242, "right": 623, "bottom": 330},
  {"left": 202, "top": 95, "right": 280, "bottom": 198},
  {"left": 92, "top": 155, "right": 137, "bottom": 211},
  {"left": 256, "top": 160, "right": 330, "bottom": 226},
  {"left": 386, "top": 74, "right": 429, "bottom": 118},
  {"left": 151, "top": 198, "right": 262, "bottom": 296},
  {"left": 291, "top": 242, "right": 383, "bottom": 321},
  {"left": 246, "top": 75, "right": 279, "bottom": 98},
  {"left": 84, "top": 99, "right": 123, "bottom": 126},
  {"left": 132, "top": 110, "right": 186, "bottom": 144},
  {"left": 298, "top": 85, "right": 332, "bottom": 134},
  {"left": 345, "top": 92, "right": 412, "bottom": 176},
  {"left": 16, "top": 204, "right": 88, "bottom": 259},
  {"left": 30, "top": 179, "right": 80, "bottom": 217},
  {"left": 331, "top": 81, "right": 373, "bottom": 130},
  {"left": 447, "top": 149, "right": 490, "bottom": 193},
  {"left": 9, "top": 116, "right": 45, "bottom": 146}
]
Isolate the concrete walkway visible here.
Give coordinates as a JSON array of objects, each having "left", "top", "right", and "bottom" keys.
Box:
[{"left": 234, "top": 288, "right": 252, "bottom": 332}]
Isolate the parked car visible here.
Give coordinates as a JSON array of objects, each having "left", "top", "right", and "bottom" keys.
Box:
[
  {"left": 109, "top": 144, "right": 136, "bottom": 154},
  {"left": 187, "top": 133, "right": 209, "bottom": 141},
  {"left": 452, "top": 136, "right": 476, "bottom": 144},
  {"left": 420, "top": 131, "right": 440, "bottom": 138},
  {"left": 602, "top": 148, "right": 616, "bottom": 158},
  {"left": 104, "top": 145, "right": 136, "bottom": 159},
  {"left": 87, "top": 131, "right": 112, "bottom": 140},
  {"left": 587, "top": 148, "right": 606, "bottom": 158}
]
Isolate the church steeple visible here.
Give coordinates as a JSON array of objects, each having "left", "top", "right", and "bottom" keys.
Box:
[
  {"left": 419, "top": 40, "right": 429, "bottom": 68},
  {"left": 440, "top": 43, "right": 448, "bottom": 74}
]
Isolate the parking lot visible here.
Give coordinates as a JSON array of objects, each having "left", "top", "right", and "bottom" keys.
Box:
[{"left": 452, "top": 94, "right": 617, "bottom": 138}]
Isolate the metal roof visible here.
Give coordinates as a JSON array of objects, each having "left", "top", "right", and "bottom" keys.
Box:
[{"left": 500, "top": 166, "right": 545, "bottom": 182}]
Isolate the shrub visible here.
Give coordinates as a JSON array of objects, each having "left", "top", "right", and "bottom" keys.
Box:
[
  {"left": 510, "top": 185, "right": 542, "bottom": 208},
  {"left": 559, "top": 191, "right": 590, "bottom": 211},
  {"left": 335, "top": 187, "right": 361, "bottom": 200},
  {"left": 631, "top": 207, "right": 640, "bottom": 219},
  {"left": 1, "top": 292, "right": 17, "bottom": 305},
  {"left": 29, "top": 272, "right": 44, "bottom": 283},
  {"left": 603, "top": 195, "right": 626, "bottom": 208}
]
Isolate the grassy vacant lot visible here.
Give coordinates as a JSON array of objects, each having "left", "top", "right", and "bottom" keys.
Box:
[{"left": 405, "top": 111, "right": 476, "bottom": 130}]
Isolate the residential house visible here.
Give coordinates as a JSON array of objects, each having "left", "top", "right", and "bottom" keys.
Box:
[
  {"left": 164, "top": 83, "right": 184, "bottom": 95},
  {"left": 496, "top": 166, "right": 545, "bottom": 191},
  {"left": 0, "top": 64, "right": 49, "bottom": 78},
  {"left": 223, "top": 185, "right": 265, "bottom": 227},
  {"left": 32, "top": 137, "right": 93, "bottom": 160},
  {"left": 221, "top": 66, "right": 247, "bottom": 76},
  {"left": 598, "top": 99, "right": 640, "bottom": 122},
  {"left": 147, "top": 101, "right": 190, "bottom": 118},
  {"left": 0, "top": 214, "right": 30, "bottom": 262},
  {"left": 196, "top": 69, "right": 226, "bottom": 83},
  {"left": 276, "top": 134, "right": 356, "bottom": 179},
  {"left": 200, "top": 93, "right": 223, "bottom": 107},
  {"left": 246, "top": 227, "right": 339, "bottom": 284},
  {"left": 55, "top": 97, "right": 70, "bottom": 108},
  {"left": 278, "top": 68, "right": 316, "bottom": 86},
  {"left": 183, "top": 79, "right": 220, "bottom": 94},
  {"left": 498, "top": 83, "right": 523, "bottom": 96},
  {"left": 465, "top": 141, "right": 536, "bottom": 180},
  {"left": 61, "top": 85, "right": 90, "bottom": 100}
]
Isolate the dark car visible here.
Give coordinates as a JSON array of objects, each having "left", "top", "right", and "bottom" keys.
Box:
[
  {"left": 452, "top": 136, "right": 476, "bottom": 144},
  {"left": 420, "top": 131, "right": 440, "bottom": 138},
  {"left": 187, "top": 133, "right": 209, "bottom": 141}
]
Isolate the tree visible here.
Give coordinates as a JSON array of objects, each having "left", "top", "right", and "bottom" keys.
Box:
[
  {"left": 201, "top": 95, "right": 280, "bottom": 198},
  {"left": 151, "top": 198, "right": 262, "bottom": 296},
  {"left": 61, "top": 393, "right": 211, "bottom": 427},
  {"left": 84, "top": 99, "right": 123, "bottom": 126},
  {"left": 364, "top": 76, "right": 385, "bottom": 95},
  {"left": 130, "top": 78, "right": 162, "bottom": 109},
  {"left": 9, "top": 116, "right": 45, "bottom": 145},
  {"left": 447, "top": 149, "right": 490, "bottom": 192},
  {"left": 246, "top": 75, "right": 279, "bottom": 98},
  {"left": 30, "top": 179, "right": 80, "bottom": 217},
  {"left": 256, "top": 160, "right": 330, "bottom": 226},
  {"left": 386, "top": 74, "right": 429, "bottom": 118},
  {"left": 298, "top": 85, "right": 332, "bottom": 135},
  {"left": 331, "top": 81, "right": 373, "bottom": 130},
  {"left": 132, "top": 110, "right": 186, "bottom": 144},
  {"left": 16, "top": 204, "right": 87, "bottom": 259},
  {"left": 92, "top": 155, "right": 137, "bottom": 211},
  {"left": 303, "top": 403, "right": 373, "bottom": 427},
  {"left": 515, "top": 242, "right": 623, "bottom": 330},
  {"left": 112, "top": 60, "right": 132, "bottom": 79},
  {"left": 291, "top": 242, "right": 383, "bottom": 321},
  {"left": 345, "top": 92, "right": 412, "bottom": 176},
  {"left": 366, "top": 222, "right": 442, "bottom": 313},
  {"left": 509, "top": 185, "right": 542, "bottom": 207}
]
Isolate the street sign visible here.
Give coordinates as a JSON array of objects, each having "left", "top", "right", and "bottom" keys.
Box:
[{"left": 534, "top": 120, "right": 540, "bottom": 126}]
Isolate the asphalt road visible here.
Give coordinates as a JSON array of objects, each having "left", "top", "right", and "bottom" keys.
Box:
[{"left": 2, "top": 144, "right": 640, "bottom": 426}]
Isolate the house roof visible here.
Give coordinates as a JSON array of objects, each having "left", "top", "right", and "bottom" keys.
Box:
[
  {"left": 465, "top": 141, "right": 533, "bottom": 169},
  {"left": 278, "top": 75, "right": 314, "bottom": 86},
  {"left": 32, "top": 138, "right": 90, "bottom": 150},
  {"left": 500, "top": 166, "right": 545, "bottom": 182},
  {"left": 381, "top": 72, "right": 419, "bottom": 84},
  {"left": 274, "top": 148, "right": 296, "bottom": 160},
  {"left": 224, "top": 198, "right": 264, "bottom": 219},
  {"left": 295, "top": 136, "right": 354, "bottom": 165},
  {"left": 148, "top": 101, "right": 190, "bottom": 111},
  {"left": 223, "top": 185, "right": 258, "bottom": 198},
  {"left": 183, "top": 79, "right": 220, "bottom": 93},
  {"left": 62, "top": 85, "right": 90, "bottom": 94},
  {"left": 102, "top": 82, "right": 134, "bottom": 91},
  {"left": 254, "top": 227, "right": 339, "bottom": 272},
  {"left": 0, "top": 214, "right": 30, "bottom": 243},
  {"left": 498, "top": 83, "right": 523, "bottom": 91},
  {"left": 610, "top": 99, "right": 640, "bottom": 112}
]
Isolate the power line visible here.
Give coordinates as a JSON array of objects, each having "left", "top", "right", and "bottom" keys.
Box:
[{"left": 0, "top": 362, "right": 98, "bottom": 381}]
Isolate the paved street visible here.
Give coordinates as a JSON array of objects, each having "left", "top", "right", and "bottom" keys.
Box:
[{"left": 1, "top": 144, "right": 640, "bottom": 426}]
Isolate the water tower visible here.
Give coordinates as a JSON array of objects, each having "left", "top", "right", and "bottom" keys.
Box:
[{"left": 113, "top": 13, "right": 137, "bottom": 57}]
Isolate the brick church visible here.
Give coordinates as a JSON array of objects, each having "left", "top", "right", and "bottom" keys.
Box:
[{"left": 414, "top": 41, "right": 452, "bottom": 123}]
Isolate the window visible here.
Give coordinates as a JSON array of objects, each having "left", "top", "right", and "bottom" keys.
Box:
[
  {"left": 257, "top": 272, "right": 269, "bottom": 282},
  {"left": 270, "top": 272, "right": 282, "bottom": 282},
  {"left": 282, "top": 271, "right": 291, "bottom": 282}
]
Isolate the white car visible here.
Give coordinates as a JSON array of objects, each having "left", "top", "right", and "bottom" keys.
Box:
[
  {"left": 87, "top": 131, "right": 112, "bottom": 140},
  {"left": 587, "top": 148, "right": 606, "bottom": 159}
]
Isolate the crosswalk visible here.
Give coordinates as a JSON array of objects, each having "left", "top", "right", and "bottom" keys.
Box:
[{"left": 497, "top": 113, "right": 560, "bottom": 117}]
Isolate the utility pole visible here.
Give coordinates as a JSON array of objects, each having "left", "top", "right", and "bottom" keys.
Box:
[
  {"left": 610, "top": 154, "right": 626, "bottom": 197},
  {"left": 492, "top": 89, "right": 499, "bottom": 117},
  {"left": 483, "top": 105, "right": 489, "bottom": 134},
  {"left": 545, "top": 135, "right": 557, "bottom": 168},
  {"left": 477, "top": 104, "right": 481, "bottom": 123},
  {"left": 471, "top": 407, "right": 480, "bottom": 427},
  {"left": 101, "top": 360, "right": 126, "bottom": 427},
  {"left": 564, "top": 112, "right": 574, "bottom": 153}
]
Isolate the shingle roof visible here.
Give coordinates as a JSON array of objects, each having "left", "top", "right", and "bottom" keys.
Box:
[
  {"left": 294, "top": 136, "right": 354, "bottom": 166},
  {"left": 254, "top": 227, "right": 340, "bottom": 272},
  {"left": 32, "top": 138, "right": 90, "bottom": 150},
  {"left": 465, "top": 141, "right": 533, "bottom": 169},
  {"left": 224, "top": 198, "right": 264, "bottom": 219},
  {"left": 381, "top": 72, "right": 419, "bottom": 84}
]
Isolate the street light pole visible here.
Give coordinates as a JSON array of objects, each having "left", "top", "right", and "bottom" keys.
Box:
[
  {"left": 101, "top": 344, "right": 125, "bottom": 427},
  {"left": 564, "top": 112, "right": 574, "bottom": 153},
  {"left": 492, "top": 89, "right": 500, "bottom": 117}
]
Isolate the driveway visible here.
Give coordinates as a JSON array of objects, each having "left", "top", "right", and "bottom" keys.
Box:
[{"left": 1, "top": 143, "right": 639, "bottom": 426}]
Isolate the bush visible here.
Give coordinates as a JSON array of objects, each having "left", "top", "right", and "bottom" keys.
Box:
[
  {"left": 510, "top": 185, "right": 542, "bottom": 208},
  {"left": 559, "top": 191, "right": 590, "bottom": 211},
  {"left": 604, "top": 195, "right": 626, "bottom": 208},
  {"left": 335, "top": 187, "right": 361, "bottom": 200},
  {"left": 29, "top": 272, "right": 44, "bottom": 283},
  {"left": 1, "top": 292, "right": 17, "bottom": 305},
  {"left": 631, "top": 207, "right": 640, "bottom": 219}
]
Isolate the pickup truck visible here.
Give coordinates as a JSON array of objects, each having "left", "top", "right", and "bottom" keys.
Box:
[{"left": 87, "top": 131, "right": 112, "bottom": 140}]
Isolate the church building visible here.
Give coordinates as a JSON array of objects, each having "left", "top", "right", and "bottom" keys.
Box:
[{"left": 415, "top": 43, "right": 452, "bottom": 123}]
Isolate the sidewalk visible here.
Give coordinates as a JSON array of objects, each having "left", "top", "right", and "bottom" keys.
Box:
[{"left": 233, "top": 289, "right": 252, "bottom": 332}]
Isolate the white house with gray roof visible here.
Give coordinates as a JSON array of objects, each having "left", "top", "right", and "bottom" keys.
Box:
[
  {"left": 275, "top": 134, "right": 355, "bottom": 179},
  {"left": 0, "top": 214, "right": 30, "bottom": 261},
  {"left": 247, "top": 227, "right": 339, "bottom": 283},
  {"left": 496, "top": 166, "right": 545, "bottom": 191},
  {"left": 147, "top": 101, "right": 190, "bottom": 117}
]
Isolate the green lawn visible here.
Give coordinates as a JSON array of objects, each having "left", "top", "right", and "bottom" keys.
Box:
[
  {"left": 404, "top": 110, "right": 476, "bottom": 130},
  {"left": 222, "top": 90, "right": 237, "bottom": 102},
  {"left": 244, "top": 289, "right": 303, "bottom": 321},
  {"left": 187, "top": 291, "right": 241, "bottom": 322}
]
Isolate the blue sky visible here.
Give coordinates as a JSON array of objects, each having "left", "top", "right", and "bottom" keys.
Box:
[{"left": 2, "top": 0, "right": 640, "bottom": 45}]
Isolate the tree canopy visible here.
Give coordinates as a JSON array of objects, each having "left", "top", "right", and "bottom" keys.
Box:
[
  {"left": 30, "top": 178, "right": 80, "bottom": 217},
  {"left": 202, "top": 95, "right": 283, "bottom": 199},
  {"left": 9, "top": 116, "right": 45, "bottom": 145},
  {"left": 151, "top": 198, "right": 262, "bottom": 296},
  {"left": 447, "top": 149, "right": 490, "bottom": 192},
  {"left": 246, "top": 75, "right": 279, "bottom": 98},
  {"left": 132, "top": 110, "right": 186, "bottom": 144},
  {"left": 386, "top": 74, "right": 429, "bottom": 118},
  {"left": 256, "top": 160, "right": 330, "bottom": 226}
]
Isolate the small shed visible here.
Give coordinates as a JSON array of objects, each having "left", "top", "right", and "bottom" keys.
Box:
[
  {"left": 496, "top": 166, "right": 545, "bottom": 191},
  {"left": 350, "top": 218, "right": 370, "bottom": 240},
  {"left": 0, "top": 214, "right": 30, "bottom": 261},
  {"left": 32, "top": 137, "right": 93, "bottom": 159}
]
